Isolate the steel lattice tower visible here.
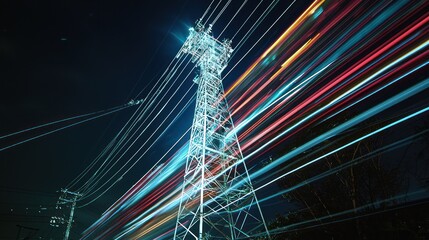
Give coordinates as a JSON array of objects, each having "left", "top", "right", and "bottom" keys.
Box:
[{"left": 174, "top": 21, "right": 270, "bottom": 240}]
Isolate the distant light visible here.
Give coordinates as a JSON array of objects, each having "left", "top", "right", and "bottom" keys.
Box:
[{"left": 61, "top": 38, "right": 67, "bottom": 41}]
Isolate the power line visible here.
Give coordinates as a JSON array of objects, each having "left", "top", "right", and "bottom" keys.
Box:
[
  {"left": 0, "top": 103, "right": 140, "bottom": 152},
  {"left": 0, "top": 104, "right": 126, "bottom": 140}
]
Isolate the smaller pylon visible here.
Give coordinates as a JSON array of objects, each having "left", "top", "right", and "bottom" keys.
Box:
[{"left": 56, "top": 189, "right": 82, "bottom": 240}]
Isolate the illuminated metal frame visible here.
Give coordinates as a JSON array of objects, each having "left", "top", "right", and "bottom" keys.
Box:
[{"left": 174, "top": 20, "right": 270, "bottom": 240}]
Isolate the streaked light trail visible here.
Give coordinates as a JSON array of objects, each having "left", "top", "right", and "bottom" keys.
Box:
[{"left": 81, "top": 0, "right": 428, "bottom": 238}]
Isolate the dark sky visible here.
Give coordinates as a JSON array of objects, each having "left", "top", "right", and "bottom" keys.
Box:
[
  {"left": 3, "top": 1, "right": 427, "bottom": 239},
  {"left": 0, "top": 0, "right": 313, "bottom": 238},
  {"left": 0, "top": 0, "right": 204, "bottom": 238}
]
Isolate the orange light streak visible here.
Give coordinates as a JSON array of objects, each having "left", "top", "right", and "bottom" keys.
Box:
[
  {"left": 135, "top": 213, "right": 177, "bottom": 238},
  {"left": 232, "top": 34, "right": 320, "bottom": 117},
  {"left": 281, "top": 34, "right": 319, "bottom": 69},
  {"left": 225, "top": 0, "right": 324, "bottom": 96},
  {"left": 260, "top": 0, "right": 324, "bottom": 59}
]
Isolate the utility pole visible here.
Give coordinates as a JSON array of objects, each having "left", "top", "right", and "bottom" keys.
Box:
[
  {"left": 57, "top": 189, "right": 81, "bottom": 240},
  {"left": 174, "top": 20, "right": 270, "bottom": 240}
]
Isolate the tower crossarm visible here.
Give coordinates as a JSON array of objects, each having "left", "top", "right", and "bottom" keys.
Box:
[{"left": 177, "top": 20, "right": 233, "bottom": 78}]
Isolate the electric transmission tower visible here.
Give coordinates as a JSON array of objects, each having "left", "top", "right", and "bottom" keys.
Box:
[{"left": 174, "top": 20, "right": 270, "bottom": 240}]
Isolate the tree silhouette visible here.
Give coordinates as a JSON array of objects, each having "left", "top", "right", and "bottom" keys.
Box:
[{"left": 266, "top": 113, "right": 415, "bottom": 240}]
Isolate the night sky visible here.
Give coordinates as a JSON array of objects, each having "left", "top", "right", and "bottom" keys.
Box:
[
  {"left": 0, "top": 0, "right": 312, "bottom": 238},
  {"left": 0, "top": 0, "right": 205, "bottom": 238},
  {"left": 1, "top": 0, "right": 428, "bottom": 239}
]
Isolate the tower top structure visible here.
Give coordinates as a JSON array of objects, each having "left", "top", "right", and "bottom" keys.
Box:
[{"left": 177, "top": 20, "right": 233, "bottom": 79}]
